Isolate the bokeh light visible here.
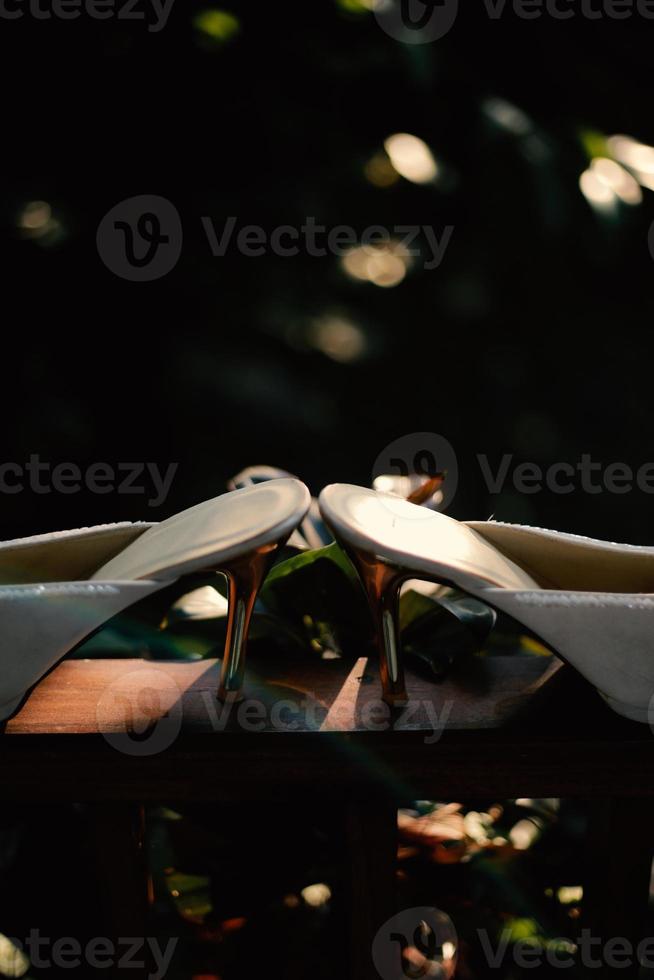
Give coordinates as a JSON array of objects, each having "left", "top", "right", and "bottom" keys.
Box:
[
  {"left": 308, "top": 315, "right": 366, "bottom": 363},
  {"left": 579, "top": 168, "right": 617, "bottom": 213},
  {"left": 341, "top": 239, "right": 411, "bottom": 287},
  {"left": 384, "top": 133, "right": 438, "bottom": 185},
  {"left": 193, "top": 9, "right": 240, "bottom": 43},
  {"left": 607, "top": 133, "right": 654, "bottom": 191},
  {"left": 301, "top": 883, "right": 331, "bottom": 908},
  {"left": 17, "top": 200, "right": 63, "bottom": 245},
  {"left": 590, "top": 157, "right": 642, "bottom": 205},
  {"left": 364, "top": 152, "right": 399, "bottom": 188},
  {"left": 482, "top": 96, "right": 533, "bottom": 136}
]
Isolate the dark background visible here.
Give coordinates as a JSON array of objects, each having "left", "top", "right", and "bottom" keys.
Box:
[{"left": 1, "top": 0, "right": 653, "bottom": 541}]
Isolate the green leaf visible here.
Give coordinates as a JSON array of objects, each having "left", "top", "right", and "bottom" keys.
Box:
[{"left": 261, "top": 542, "right": 367, "bottom": 658}]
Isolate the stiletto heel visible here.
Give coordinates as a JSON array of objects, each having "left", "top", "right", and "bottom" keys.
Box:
[
  {"left": 218, "top": 541, "right": 281, "bottom": 703},
  {"left": 346, "top": 548, "right": 409, "bottom": 707},
  {"left": 320, "top": 483, "right": 654, "bottom": 723},
  {"left": 0, "top": 479, "right": 311, "bottom": 721}
]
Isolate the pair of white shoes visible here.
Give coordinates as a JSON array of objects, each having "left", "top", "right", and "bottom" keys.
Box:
[{"left": 2, "top": 479, "right": 653, "bottom": 723}]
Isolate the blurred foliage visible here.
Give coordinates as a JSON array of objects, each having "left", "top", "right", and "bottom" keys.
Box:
[
  {"left": 0, "top": 798, "right": 605, "bottom": 978},
  {"left": 2, "top": 0, "right": 654, "bottom": 546}
]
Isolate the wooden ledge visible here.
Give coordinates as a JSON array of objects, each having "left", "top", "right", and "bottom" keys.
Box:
[
  {"left": 0, "top": 655, "right": 653, "bottom": 801},
  {"left": 6, "top": 654, "right": 562, "bottom": 735}
]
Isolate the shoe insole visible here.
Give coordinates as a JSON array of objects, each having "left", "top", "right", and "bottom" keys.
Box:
[
  {"left": 93, "top": 479, "right": 310, "bottom": 583},
  {"left": 0, "top": 523, "right": 152, "bottom": 585},
  {"left": 319, "top": 484, "right": 540, "bottom": 592}
]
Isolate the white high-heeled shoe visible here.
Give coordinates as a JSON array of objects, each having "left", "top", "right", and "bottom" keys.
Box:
[
  {"left": 319, "top": 483, "right": 654, "bottom": 722},
  {"left": 0, "top": 479, "right": 310, "bottom": 720}
]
